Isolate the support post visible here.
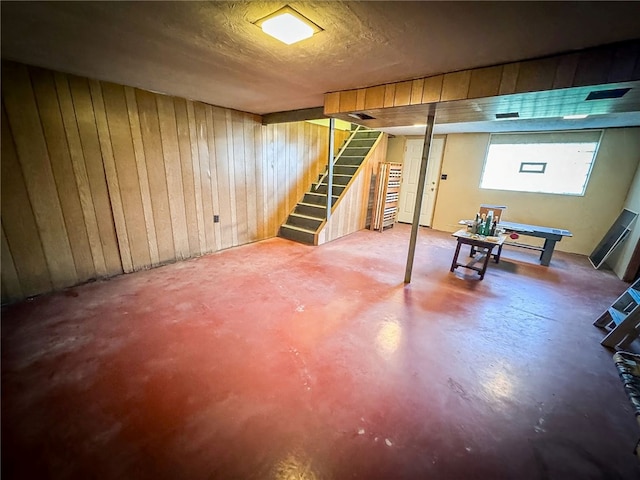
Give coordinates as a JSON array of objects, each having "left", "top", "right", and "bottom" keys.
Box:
[
  {"left": 326, "top": 118, "right": 335, "bottom": 219},
  {"left": 404, "top": 113, "right": 436, "bottom": 283}
]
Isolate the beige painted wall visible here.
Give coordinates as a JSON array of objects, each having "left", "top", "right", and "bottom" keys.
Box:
[
  {"left": 431, "top": 128, "right": 640, "bottom": 255},
  {"left": 608, "top": 161, "right": 640, "bottom": 279},
  {"left": 386, "top": 136, "right": 406, "bottom": 164}
]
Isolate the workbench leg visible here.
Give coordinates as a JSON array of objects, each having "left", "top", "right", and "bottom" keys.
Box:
[
  {"left": 540, "top": 239, "right": 556, "bottom": 266},
  {"left": 495, "top": 244, "right": 503, "bottom": 263},
  {"left": 450, "top": 241, "right": 462, "bottom": 272},
  {"left": 479, "top": 246, "right": 493, "bottom": 280}
]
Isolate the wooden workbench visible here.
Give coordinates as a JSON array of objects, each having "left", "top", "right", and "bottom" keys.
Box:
[
  {"left": 450, "top": 229, "right": 506, "bottom": 280},
  {"left": 459, "top": 220, "right": 572, "bottom": 266}
]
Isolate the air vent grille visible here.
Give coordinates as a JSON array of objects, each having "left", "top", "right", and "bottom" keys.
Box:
[
  {"left": 495, "top": 112, "right": 520, "bottom": 119},
  {"left": 585, "top": 88, "right": 631, "bottom": 101},
  {"left": 348, "top": 112, "right": 376, "bottom": 120}
]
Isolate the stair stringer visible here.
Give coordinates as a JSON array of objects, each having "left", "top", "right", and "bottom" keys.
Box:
[{"left": 316, "top": 133, "right": 388, "bottom": 245}]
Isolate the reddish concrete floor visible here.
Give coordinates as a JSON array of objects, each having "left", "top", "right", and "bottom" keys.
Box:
[{"left": 2, "top": 225, "right": 640, "bottom": 479}]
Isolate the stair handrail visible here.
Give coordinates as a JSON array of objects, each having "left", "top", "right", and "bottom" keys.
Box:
[{"left": 314, "top": 125, "right": 363, "bottom": 191}]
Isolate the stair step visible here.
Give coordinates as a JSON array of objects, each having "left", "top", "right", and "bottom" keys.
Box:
[
  {"left": 286, "top": 213, "right": 324, "bottom": 230},
  {"left": 348, "top": 138, "right": 377, "bottom": 147},
  {"left": 336, "top": 155, "right": 366, "bottom": 165},
  {"left": 352, "top": 131, "right": 380, "bottom": 139},
  {"left": 331, "top": 174, "right": 352, "bottom": 186},
  {"left": 342, "top": 146, "right": 372, "bottom": 156},
  {"left": 312, "top": 183, "right": 346, "bottom": 195},
  {"left": 294, "top": 202, "right": 326, "bottom": 217},
  {"left": 279, "top": 224, "right": 315, "bottom": 245},
  {"left": 333, "top": 165, "right": 359, "bottom": 175},
  {"left": 303, "top": 192, "right": 340, "bottom": 205}
]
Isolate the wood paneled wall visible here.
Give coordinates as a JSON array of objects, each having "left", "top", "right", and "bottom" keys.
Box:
[
  {"left": 318, "top": 134, "right": 388, "bottom": 245},
  {"left": 325, "top": 39, "right": 640, "bottom": 114},
  {"left": 1, "top": 61, "right": 341, "bottom": 304}
]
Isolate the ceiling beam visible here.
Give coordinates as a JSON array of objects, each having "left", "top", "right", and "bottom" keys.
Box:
[{"left": 262, "top": 107, "right": 327, "bottom": 125}]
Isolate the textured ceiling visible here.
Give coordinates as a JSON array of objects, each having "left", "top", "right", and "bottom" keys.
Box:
[{"left": 3, "top": 1, "right": 640, "bottom": 119}]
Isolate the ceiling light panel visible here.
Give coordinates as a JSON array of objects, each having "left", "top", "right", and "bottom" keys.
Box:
[{"left": 255, "top": 6, "right": 322, "bottom": 45}]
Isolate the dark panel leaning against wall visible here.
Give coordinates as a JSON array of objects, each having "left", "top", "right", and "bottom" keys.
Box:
[{"left": 1, "top": 60, "right": 345, "bottom": 304}]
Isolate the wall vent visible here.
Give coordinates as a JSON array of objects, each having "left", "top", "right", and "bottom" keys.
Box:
[
  {"left": 585, "top": 88, "right": 631, "bottom": 101},
  {"left": 348, "top": 112, "right": 376, "bottom": 120},
  {"left": 495, "top": 112, "right": 519, "bottom": 119}
]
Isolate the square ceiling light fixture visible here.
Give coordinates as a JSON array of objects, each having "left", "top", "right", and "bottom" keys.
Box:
[{"left": 255, "top": 6, "right": 322, "bottom": 45}]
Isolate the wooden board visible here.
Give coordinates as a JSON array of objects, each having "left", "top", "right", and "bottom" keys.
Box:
[
  {"left": 590, "top": 209, "right": 639, "bottom": 269},
  {"left": 31, "top": 68, "right": 95, "bottom": 282},
  {"left": 2, "top": 62, "right": 78, "bottom": 289},
  {"left": 69, "top": 75, "right": 123, "bottom": 276},
  {"left": 157, "top": 94, "right": 190, "bottom": 259},
  {"left": 1, "top": 104, "right": 52, "bottom": 297},
  {"left": 55, "top": 73, "right": 109, "bottom": 277}
]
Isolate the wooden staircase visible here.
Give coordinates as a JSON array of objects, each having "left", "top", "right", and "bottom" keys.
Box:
[
  {"left": 279, "top": 127, "right": 382, "bottom": 245},
  {"left": 595, "top": 278, "right": 640, "bottom": 349}
]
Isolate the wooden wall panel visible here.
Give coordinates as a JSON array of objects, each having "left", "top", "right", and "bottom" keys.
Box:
[
  {"left": 324, "top": 92, "right": 340, "bottom": 115},
  {"left": 339, "top": 90, "right": 357, "bottom": 112},
  {"left": 255, "top": 118, "right": 267, "bottom": 240},
  {"left": 185, "top": 101, "right": 207, "bottom": 253},
  {"left": 90, "top": 79, "right": 134, "bottom": 273},
  {"left": 31, "top": 68, "right": 95, "bottom": 283},
  {"left": 56, "top": 74, "right": 109, "bottom": 277},
  {"left": 157, "top": 95, "right": 190, "bottom": 260},
  {"left": 355, "top": 89, "right": 366, "bottom": 111},
  {"left": 244, "top": 114, "right": 259, "bottom": 242},
  {"left": 573, "top": 46, "right": 615, "bottom": 87},
  {"left": 134, "top": 89, "right": 173, "bottom": 264},
  {"left": 3, "top": 62, "right": 78, "bottom": 289},
  {"left": 204, "top": 106, "right": 222, "bottom": 251},
  {"left": 1, "top": 105, "right": 52, "bottom": 297},
  {"left": 102, "top": 83, "right": 152, "bottom": 270},
  {"left": 193, "top": 102, "right": 216, "bottom": 252},
  {"left": 124, "top": 87, "right": 160, "bottom": 267},
  {"left": 410, "top": 79, "right": 424, "bottom": 105},
  {"left": 552, "top": 53, "right": 580, "bottom": 89},
  {"left": 515, "top": 57, "right": 558, "bottom": 93},
  {"left": 441, "top": 71, "right": 471, "bottom": 101},
  {"left": 68, "top": 76, "right": 122, "bottom": 276},
  {"left": 231, "top": 111, "right": 249, "bottom": 245},
  {"left": 2, "top": 60, "right": 342, "bottom": 304},
  {"left": 1, "top": 225, "right": 23, "bottom": 301},
  {"left": 173, "top": 99, "right": 200, "bottom": 254},
  {"left": 211, "top": 106, "right": 234, "bottom": 250},
  {"left": 394, "top": 81, "right": 413, "bottom": 106},
  {"left": 383, "top": 84, "right": 396, "bottom": 107},
  {"left": 422, "top": 75, "right": 443, "bottom": 103},
  {"left": 468, "top": 66, "right": 502, "bottom": 99},
  {"left": 365, "top": 86, "right": 385, "bottom": 109}
]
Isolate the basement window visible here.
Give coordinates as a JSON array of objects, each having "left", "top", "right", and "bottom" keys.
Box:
[{"left": 480, "top": 131, "right": 602, "bottom": 196}]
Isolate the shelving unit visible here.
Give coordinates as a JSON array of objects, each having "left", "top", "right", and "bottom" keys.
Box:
[
  {"left": 371, "top": 162, "right": 402, "bottom": 232},
  {"left": 594, "top": 278, "right": 640, "bottom": 349}
]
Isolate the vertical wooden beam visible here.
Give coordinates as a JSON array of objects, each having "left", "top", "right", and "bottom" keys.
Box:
[
  {"left": 404, "top": 113, "right": 435, "bottom": 284},
  {"left": 326, "top": 118, "right": 335, "bottom": 219}
]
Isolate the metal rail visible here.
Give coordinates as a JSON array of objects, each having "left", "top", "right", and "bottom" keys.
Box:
[{"left": 314, "top": 125, "right": 362, "bottom": 191}]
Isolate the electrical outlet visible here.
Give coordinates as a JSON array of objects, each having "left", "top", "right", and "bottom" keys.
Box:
[{"left": 214, "top": 215, "right": 219, "bottom": 223}]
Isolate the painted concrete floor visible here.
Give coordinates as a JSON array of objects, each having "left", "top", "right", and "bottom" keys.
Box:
[{"left": 2, "top": 225, "right": 640, "bottom": 480}]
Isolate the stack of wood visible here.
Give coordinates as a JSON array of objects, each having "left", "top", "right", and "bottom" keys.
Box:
[{"left": 371, "top": 162, "right": 402, "bottom": 231}]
